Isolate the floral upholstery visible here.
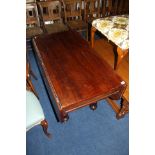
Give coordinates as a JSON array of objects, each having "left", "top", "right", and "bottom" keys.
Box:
[{"left": 92, "top": 15, "right": 129, "bottom": 50}]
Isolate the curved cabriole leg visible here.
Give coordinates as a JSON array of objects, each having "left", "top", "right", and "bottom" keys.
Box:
[
  {"left": 41, "top": 119, "right": 51, "bottom": 138},
  {"left": 116, "top": 98, "right": 129, "bottom": 119},
  {"left": 114, "top": 47, "right": 128, "bottom": 70},
  {"left": 91, "top": 26, "right": 97, "bottom": 48},
  {"left": 26, "top": 80, "right": 39, "bottom": 99},
  {"left": 89, "top": 102, "right": 97, "bottom": 110}
]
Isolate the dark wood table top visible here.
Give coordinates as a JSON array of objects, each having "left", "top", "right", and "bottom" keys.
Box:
[{"left": 33, "top": 30, "right": 126, "bottom": 121}]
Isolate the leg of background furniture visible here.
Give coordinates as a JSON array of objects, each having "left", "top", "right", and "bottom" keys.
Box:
[
  {"left": 27, "top": 80, "right": 39, "bottom": 99},
  {"left": 89, "top": 102, "right": 97, "bottom": 110},
  {"left": 116, "top": 97, "right": 129, "bottom": 119},
  {"left": 91, "top": 26, "right": 97, "bottom": 48},
  {"left": 41, "top": 119, "right": 51, "bottom": 138},
  {"left": 114, "top": 47, "right": 128, "bottom": 70}
]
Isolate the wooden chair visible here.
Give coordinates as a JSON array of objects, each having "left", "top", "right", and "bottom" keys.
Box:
[
  {"left": 26, "top": 90, "right": 51, "bottom": 138},
  {"left": 63, "top": 0, "right": 88, "bottom": 40},
  {"left": 84, "top": 0, "right": 100, "bottom": 41},
  {"left": 103, "top": 0, "right": 117, "bottom": 16},
  {"left": 26, "top": 0, "right": 36, "bottom": 3},
  {"left": 100, "top": 0, "right": 114, "bottom": 17},
  {"left": 84, "top": 0, "right": 100, "bottom": 23},
  {"left": 26, "top": 3, "right": 43, "bottom": 38},
  {"left": 26, "top": 61, "right": 39, "bottom": 98},
  {"left": 100, "top": 0, "right": 107, "bottom": 17},
  {"left": 104, "top": 0, "right": 128, "bottom": 16},
  {"left": 117, "top": 0, "right": 129, "bottom": 15},
  {"left": 37, "top": 0, "right": 69, "bottom": 34}
]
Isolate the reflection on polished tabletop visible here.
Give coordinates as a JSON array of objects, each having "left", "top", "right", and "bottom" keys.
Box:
[{"left": 33, "top": 30, "right": 127, "bottom": 122}]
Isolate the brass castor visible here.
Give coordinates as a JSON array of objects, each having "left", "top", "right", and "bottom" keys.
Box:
[{"left": 89, "top": 103, "right": 97, "bottom": 110}]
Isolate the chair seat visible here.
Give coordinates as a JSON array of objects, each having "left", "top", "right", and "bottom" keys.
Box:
[
  {"left": 45, "top": 23, "right": 69, "bottom": 34},
  {"left": 26, "top": 27, "right": 43, "bottom": 38},
  {"left": 26, "top": 90, "right": 45, "bottom": 131},
  {"left": 67, "top": 20, "right": 88, "bottom": 31}
]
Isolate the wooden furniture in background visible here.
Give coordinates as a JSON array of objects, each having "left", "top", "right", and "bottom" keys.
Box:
[
  {"left": 37, "top": 0, "right": 69, "bottom": 34},
  {"left": 106, "top": 0, "right": 129, "bottom": 15},
  {"left": 26, "top": 0, "right": 36, "bottom": 3},
  {"left": 26, "top": 62, "right": 39, "bottom": 98},
  {"left": 63, "top": 0, "right": 88, "bottom": 39},
  {"left": 117, "top": 0, "right": 129, "bottom": 15},
  {"left": 91, "top": 15, "right": 129, "bottom": 70},
  {"left": 26, "top": 3, "right": 43, "bottom": 38},
  {"left": 84, "top": 0, "right": 100, "bottom": 23},
  {"left": 33, "top": 30, "right": 127, "bottom": 122},
  {"left": 26, "top": 0, "right": 129, "bottom": 39},
  {"left": 93, "top": 38, "right": 129, "bottom": 119},
  {"left": 100, "top": 0, "right": 107, "bottom": 17}
]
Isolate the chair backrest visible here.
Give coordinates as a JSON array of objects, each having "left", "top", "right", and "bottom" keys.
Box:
[
  {"left": 117, "top": 0, "right": 129, "bottom": 15},
  {"left": 37, "top": 0, "right": 63, "bottom": 24},
  {"left": 105, "top": 0, "right": 129, "bottom": 16},
  {"left": 26, "top": 0, "right": 36, "bottom": 3},
  {"left": 63, "top": 0, "right": 83, "bottom": 22},
  {"left": 101, "top": 0, "right": 107, "bottom": 17},
  {"left": 101, "top": 0, "right": 114, "bottom": 16},
  {"left": 84, "top": 0, "right": 100, "bottom": 22},
  {"left": 26, "top": 3, "right": 40, "bottom": 28}
]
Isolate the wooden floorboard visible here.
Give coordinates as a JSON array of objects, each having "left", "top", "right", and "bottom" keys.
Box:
[{"left": 92, "top": 38, "right": 129, "bottom": 102}]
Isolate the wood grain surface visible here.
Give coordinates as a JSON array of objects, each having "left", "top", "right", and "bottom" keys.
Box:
[{"left": 33, "top": 30, "right": 126, "bottom": 121}]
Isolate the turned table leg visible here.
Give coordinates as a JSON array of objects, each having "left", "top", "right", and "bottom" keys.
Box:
[
  {"left": 41, "top": 119, "right": 51, "bottom": 138},
  {"left": 106, "top": 97, "right": 129, "bottom": 119},
  {"left": 114, "top": 47, "right": 128, "bottom": 70},
  {"left": 26, "top": 62, "right": 39, "bottom": 98},
  {"left": 91, "top": 26, "right": 97, "bottom": 48},
  {"left": 116, "top": 98, "right": 129, "bottom": 119}
]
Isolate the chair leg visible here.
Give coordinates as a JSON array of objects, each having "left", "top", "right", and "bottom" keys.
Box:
[
  {"left": 116, "top": 97, "right": 129, "bottom": 119},
  {"left": 41, "top": 119, "right": 51, "bottom": 138},
  {"left": 114, "top": 47, "right": 128, "bottom": 70},
  {"left": 27, "top": 80, "right": 39, "bottom": 99}
]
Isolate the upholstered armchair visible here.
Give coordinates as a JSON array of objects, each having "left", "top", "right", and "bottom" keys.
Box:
[{"left": 26, "top": 90, "right": 51, "bottom": 138}]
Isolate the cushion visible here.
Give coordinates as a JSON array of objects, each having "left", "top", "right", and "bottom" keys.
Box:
[
  {"left": 26, "top": 27, "right": 43, "bottom": 38},
  {"left": 45, "top": 23, "right": 69, "bottom": 34},
  {"left": 26, "top": 90, "right": 45, "bottom": 131}
]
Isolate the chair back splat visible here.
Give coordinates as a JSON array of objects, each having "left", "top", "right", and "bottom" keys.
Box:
[
  {"left": 37, "top": 0, "right": 68, "bottom": 34},
  {"left": 63, "top": 0, "right": 88, "bottom": 40},
  {"left": 84, "top": 0, "right": 100, "bottom": 23},
  {"left": 26, "top": 3, "right": 43, "bottom": 38},
  {"left": 103, "top": 0, "right": 129, "bottom": 16}
]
